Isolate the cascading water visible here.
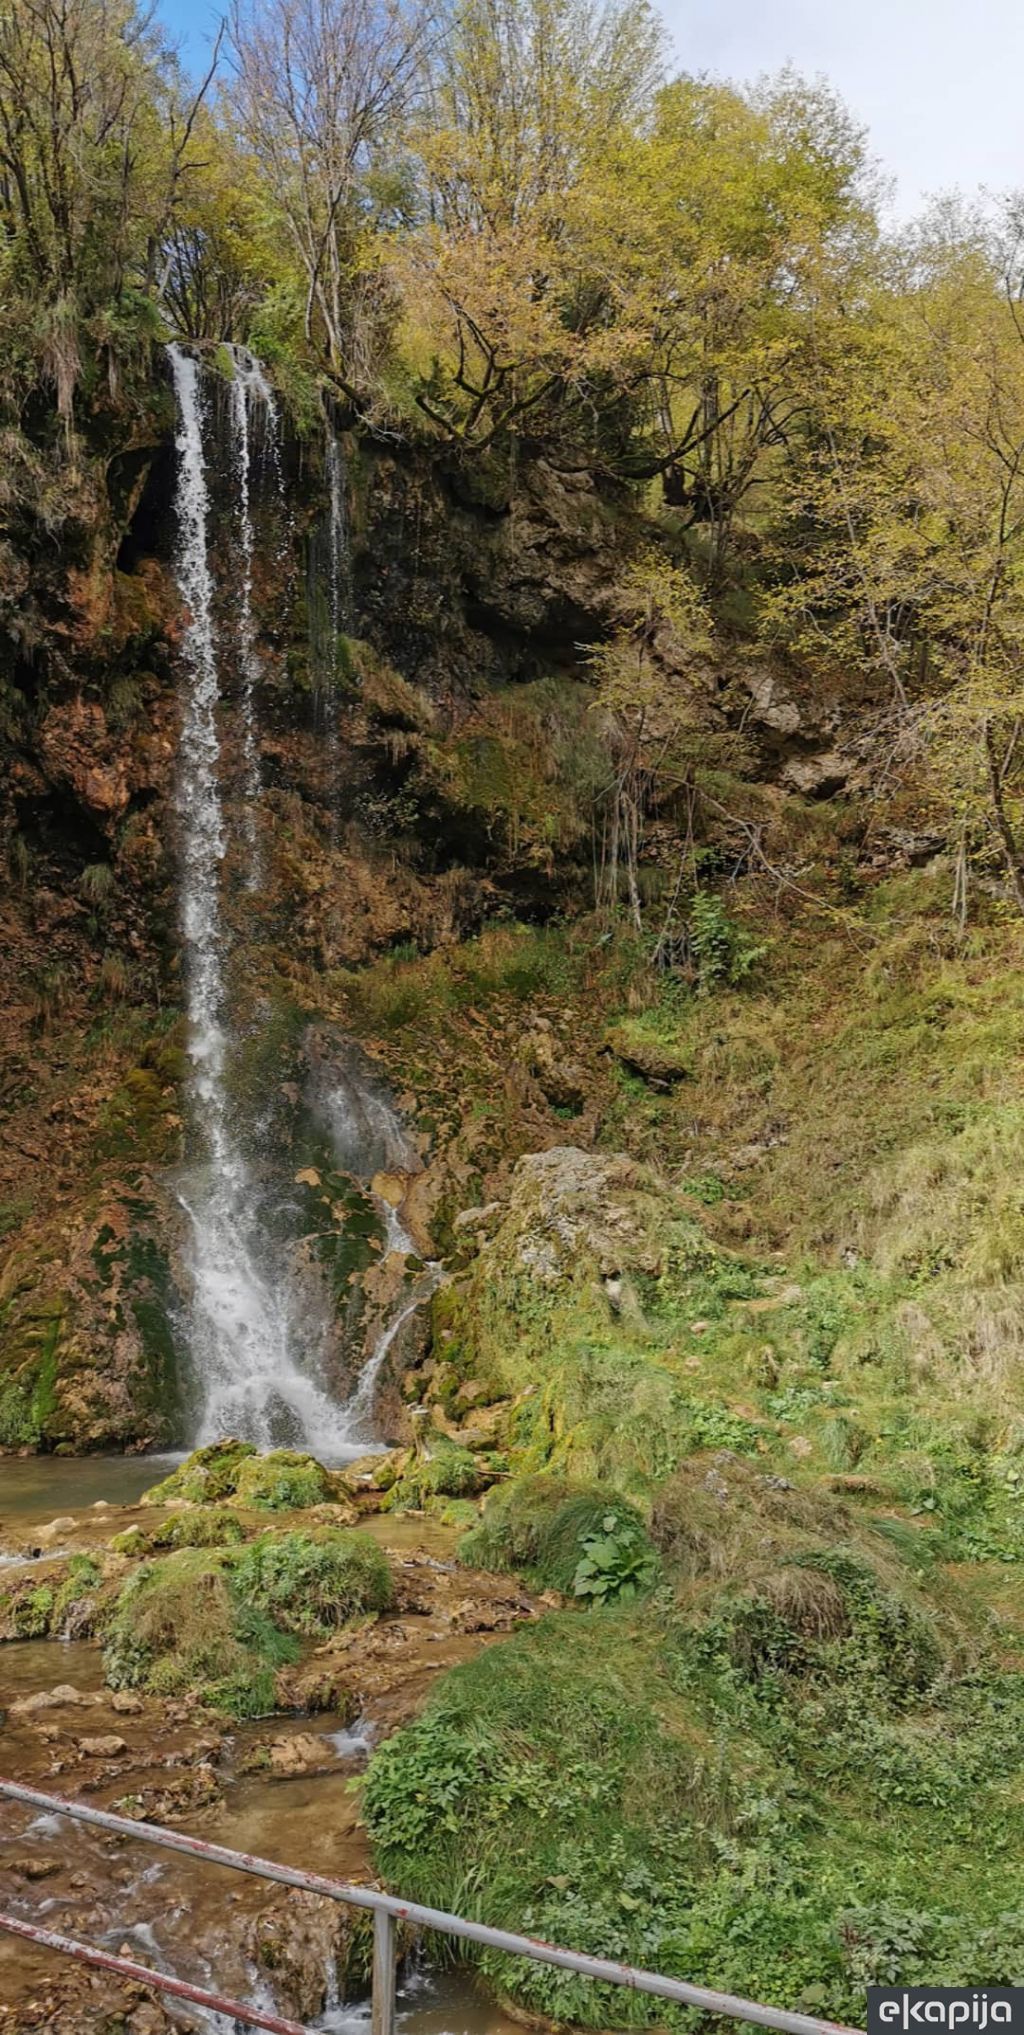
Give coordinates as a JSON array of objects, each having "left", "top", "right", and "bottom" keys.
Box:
[
  {"left": 170, "top": 345, "right": 432, "bottom": 1457},
  {"left": 326, "top": 429, "right": 351, "bottom": 646},
  {"left": 169, "top": 343, "right": 361, "bottom": 1454},
  {"left": 227, "top": 345, "right": 281, "bottom": 870}
]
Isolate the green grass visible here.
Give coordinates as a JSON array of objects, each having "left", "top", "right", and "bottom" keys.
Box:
[
  {"left": 101, "top": 1528, "right": 394, "bottom": 1716},
  {"left": 365, "top": 1510, "right": 1024, "bottom": 2025},
  {"left": 234, "top": 1528, "right": 394, "bottom": 1636}
]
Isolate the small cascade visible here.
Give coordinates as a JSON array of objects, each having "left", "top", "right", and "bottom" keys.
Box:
[
  {"left": 326, "top": 428, "right": 352, "bottom": 647},
  {"left": 169, "top": 343, "right": 355, "bottom": 1455},
  {"left": 226, "top": 345, "right": 281, "bottom": 875},
  {"left": 316, "top": 1051, "right": 442, "bottom": 1441},
  {"left": 308, "top": 422, "right": 352, "bottom": 825}
]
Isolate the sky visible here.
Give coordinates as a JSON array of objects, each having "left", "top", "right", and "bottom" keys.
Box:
[{"left": 158, "top": 0, "right": 1024, "bottom": 222}]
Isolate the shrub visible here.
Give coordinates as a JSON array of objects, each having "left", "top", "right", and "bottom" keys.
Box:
[
  {"left": 234, "top": 1530, "right": 393, "bottom": 1637},
  {"left": 689, "top": 892, "right": 766, "bottom": 991},
  {"left": 461, "top": 1477, "right": 657, "bottom": 1598}
]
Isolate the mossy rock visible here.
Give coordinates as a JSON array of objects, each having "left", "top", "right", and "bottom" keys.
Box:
[
  {"left": 0, "top": 1555, "right": 101, "bottom": 1641},
  {"left": 150, "top": 1505, "right": 248, "bottom": 1550},
  {"left": 603, "top": 1019, "right": 694, "bottom": 1087},
  {"left": 143, "top": 1443, "right": 338, "bottom": 1512},
  {"left": 234, "top": 1529, "right": 394, "bottom": 1638},
  {"left": 232, "top": 1451, "right": 337, "bottom": 1512},
  {"left": 461, "top": 1475, "right": 653, "bottom": 1595},
  {"left": 102, "top": 1528, "right": 393, "bottom": 1715},
  {"left": 142, "top": 1440, "right": 258, "bottom": 1505},
  {"left": 384, "top": 1437, "right": 488, "bottom": 1510},
  {"left": 102, "top": 1547, "right": 297, "bottom": 1718},
  {"left": 0, "top": 1578, "right": 56, "bottom": 1640}
]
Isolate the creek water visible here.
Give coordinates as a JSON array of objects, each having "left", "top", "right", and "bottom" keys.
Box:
[{"left": 0, "top": 1455, "right": 183, "bottom": 1519}]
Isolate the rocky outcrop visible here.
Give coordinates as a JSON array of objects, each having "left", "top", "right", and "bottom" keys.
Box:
[{"left": 0, "top": 1178, "right": 188, "bottom": 1450}]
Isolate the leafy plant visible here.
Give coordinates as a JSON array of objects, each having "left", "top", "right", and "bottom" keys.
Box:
[
  {"left": 572, "top": 1510, "right": 658, "bottom": 1604},
  {"left": 688, "top": 891, "right": 766, "bottom": 991}
]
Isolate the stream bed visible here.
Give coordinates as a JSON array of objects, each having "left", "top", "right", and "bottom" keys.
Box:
[{"left": 0, "top": 1468, "right": 528, "bottom": 2034}]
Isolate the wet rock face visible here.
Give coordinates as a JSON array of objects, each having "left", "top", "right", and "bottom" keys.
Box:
[
  {"left": 0, "top": 1179, "right": 189, "bottom": 1452},
  {"left": 356, "top": 447, "right": 630, "bottom": 694}
]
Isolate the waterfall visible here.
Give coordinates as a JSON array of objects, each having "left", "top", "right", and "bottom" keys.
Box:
[
  {"left": 306, "top": 423, "right": 351, "bottom": 826},
  {"left": 326, "top": 429, "right": 351, "bottom": 648},
  {"left": 169, "top": 343, "right": 356, "bottom": 1454},
  {"left": 227, "top": 346, "right": 280, "bottom": 872}
]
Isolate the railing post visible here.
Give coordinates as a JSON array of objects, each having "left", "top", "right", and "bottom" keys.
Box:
[{"left": 371, "top": 1906, "right": 397, "bottom": 2035}]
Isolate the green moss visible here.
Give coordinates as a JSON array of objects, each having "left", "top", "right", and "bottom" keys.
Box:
[
  {"left": 0, "top": 1555, "right": 102, "bottom": 1640},
  {"left": 231, "top": 1450, "right": 336, "bottom": 1512},
  {"left": 124, "top": 1233, "right": 186, "bottom": 1433},
  {"left": 28, "top": 1311, "right": 62, "bottom": 1437},
  {"left": 384, "top": 1438, "right": 485, "bottom": 1510},
  {"left": 0, "top": 1581, "right": 55, "bottom": 1639},
  {"left": 0, "top": 1374, "right": 39, "bottom": 1447},
  {"left": 95, "top": 1066, "right": 178, "bottom": 1162},
  {"left": 101, "top": 1527, "right": 389, "bottom": 1715},
  {"left": 102, "top": 1547, "right": 299, "bottom": 1718},
  {"left": 142, "top": 1441, "right": 258, "bottom": 1505},
  {"left": 150, "top": 1506, "right": 248, "bottom": 1550},
  {"left": 234, "top": 1529, "right": 394, "bottom": 1637},
  {"left": 144, "top": 1444, "right": 340, "bottom": 1512},
  {"left": 51, "top": 1555, "right": 102, "bottom": 1635}
]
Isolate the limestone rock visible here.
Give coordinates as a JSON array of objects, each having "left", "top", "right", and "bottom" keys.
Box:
[
  {"left": 265, "top": 1731, "right": 333, "bottom": 1777},
  {"left": 781, "top": 749, "right": 849, "bottom": 797},
  {"left": 78, "top": 1734, "right": 128, "bottom": 1757},
  {"left": 248, "top": 1890, "right": 371, "bottom": 2021}
]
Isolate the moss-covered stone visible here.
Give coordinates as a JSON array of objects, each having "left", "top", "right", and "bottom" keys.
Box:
[
  {"left": 100, "top": 1526, "right": 393, "bottom": 1715},
  {"left": 384, "top": 1436, "right": 489, "bottom": 1510},
  {"left": 102, "top": 1547, "right": 297, "bottom": 1717},
  {"left": 232, "top": 1450, "right": 338, "bottom": 1512},
  {"left": 0, "top": 1553, "right": 102, "bottom": 1641},
  {"left": 142, "top": 1440, "right": 258, "bottom": 1505},
  {"left": 234, "top": 1529, "right": 394, "bottom": 1637},
  {"left": 144, "top": 1443, "right": 343, "bottom": 1513}
]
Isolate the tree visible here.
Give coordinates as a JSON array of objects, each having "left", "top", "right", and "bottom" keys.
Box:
[
  {"left": 226, "top": 0, "right": 432, "bottom": 399},
  {"left": 583, "top": 74, "right": 879, "bottom": 578},
  {"left": 0, "top": 0, "right": 219, "bottom": 431},
  {"left": 587, "top": 551, "right": 713, "bottom": 939},
  {"left": 396, "top": 0, "right": 665, "bottom": 450},
  {"left": 766, "top": 201, "right": 1024, "bottom": 915}
]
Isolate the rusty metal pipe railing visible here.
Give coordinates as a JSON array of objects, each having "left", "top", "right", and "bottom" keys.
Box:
[
  {"left": 0, "top": 1911, "right": 312, "bottom": 2033},
  {"left": 0, "top": 1779, "right": 864, "bottom": 2035}
]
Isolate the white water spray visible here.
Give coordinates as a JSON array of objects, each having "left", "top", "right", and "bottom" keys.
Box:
[{"left": 169, "top": 343, "right": 355, "bottom": 1453}]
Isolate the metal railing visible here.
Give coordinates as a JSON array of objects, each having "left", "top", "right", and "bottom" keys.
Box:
[{"left": 0, "top": 1779, "right": 863, "bottom": 2035}]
